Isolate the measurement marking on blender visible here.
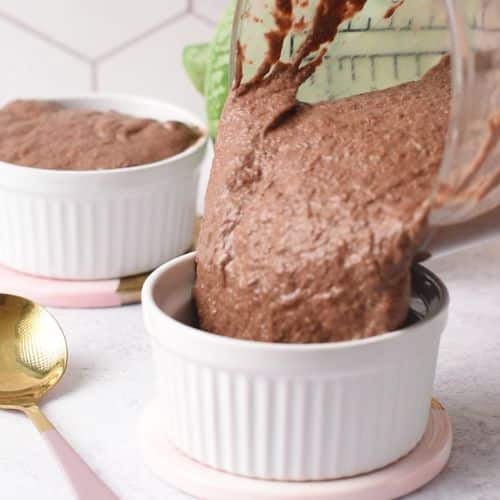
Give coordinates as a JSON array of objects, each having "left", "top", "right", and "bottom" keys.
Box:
[
  {"left": 289, "top": 34, "right": 295, "bottom": 59},
  {"left": 288, "top": 15, "right": 499, "bottom": 63},
  {"left": 333, "top": 51, "right": 445, "bottom": 83},
  {"left": 338, "top": 17, "right": 448, "bottom": 33},
  {"left": 301, "top": 50, "right": 446, "bottom": 88},
  {"left": 336, "top": 17, "right": 500, "bottom": 34},
  {"left": 370, "top": 55, "right": 376, "bottom": 81},
  {"left": 273, "top": 7, "right": 497, "bottom": 104},
  {"left": 416, "top": 54, "right": 422, "bottom": 77}
]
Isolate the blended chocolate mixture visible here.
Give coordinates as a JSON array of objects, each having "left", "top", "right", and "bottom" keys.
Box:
[
  {"left": 195, "top": 0, "right": 451, "bottom": 343},
  {"left": 0, "top": 100, "right": 201, "bottom": 170}
]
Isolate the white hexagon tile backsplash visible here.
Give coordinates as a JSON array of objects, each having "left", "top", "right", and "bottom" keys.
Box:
[
  {"left": 193, "top": 0, "right": 231, "bottom": 23},
  {"left": 0, "top": 0, "right": 227, "bottom": 116}
]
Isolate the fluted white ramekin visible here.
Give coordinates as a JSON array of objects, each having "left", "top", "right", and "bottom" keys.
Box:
[
  {"left": 142, "top": 252, "right": 449, "bottom": 481},
  {"left": 0, "top": 95, "right": 207, "bottom": 280}
]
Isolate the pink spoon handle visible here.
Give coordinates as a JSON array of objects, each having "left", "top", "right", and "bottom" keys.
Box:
[{"left": 43, "top": 429, "right": 119, "bottom": 500}]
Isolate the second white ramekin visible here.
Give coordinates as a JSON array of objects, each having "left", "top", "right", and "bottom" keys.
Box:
[
  {"left": 0, "top": 95, "right": 207, "bottom": 280},
  {"left": 142, "top": 252, "right": 449, "bottom": 481}
]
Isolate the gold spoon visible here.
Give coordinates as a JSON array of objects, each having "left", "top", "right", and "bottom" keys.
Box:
[{"left": 0, "top": 294, "right": 118, "bottom": 499}]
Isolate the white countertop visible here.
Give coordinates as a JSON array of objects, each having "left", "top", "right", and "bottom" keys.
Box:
[{"left": 2, "top": 239, "right": 500, "bottom": 500}]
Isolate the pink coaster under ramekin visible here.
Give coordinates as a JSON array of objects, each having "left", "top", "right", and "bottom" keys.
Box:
[
  {"left": 0, "top": 263, "right": 148, "bottom": 308},
  {"left": 139, "top": 399, "right": 452, "bottom": 500}
]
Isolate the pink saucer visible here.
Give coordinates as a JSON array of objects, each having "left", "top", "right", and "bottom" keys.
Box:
[
  {"left": 0, "top": 263, "right": 148, "bottom": 308},
  {"left": 139, "top": 399, "right": 452, "bottom": 500}
]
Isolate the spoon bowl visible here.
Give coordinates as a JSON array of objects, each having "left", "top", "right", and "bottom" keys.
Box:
[{"left": 0, "top": 294, "right": 67, "bottom": 408}]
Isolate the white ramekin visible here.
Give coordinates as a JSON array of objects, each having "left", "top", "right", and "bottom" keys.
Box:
[
  {"left": 0, "top": 95, "right": 207, "bottom": 280},
  {"left": 142, "top": 252, "right": 449, "bottom": 481}
]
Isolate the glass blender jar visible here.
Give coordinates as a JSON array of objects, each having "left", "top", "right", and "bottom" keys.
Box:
[{"left": 229, "top": 0, "right": 500, "bottom": 228}]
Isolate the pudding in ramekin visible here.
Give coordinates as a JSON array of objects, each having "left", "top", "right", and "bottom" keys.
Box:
[
  {"left": 142, "top": 252, "right": 449, "bottom": 481},
  {"left": 0, "top": 95, "right": 207, "bottom": 280}
]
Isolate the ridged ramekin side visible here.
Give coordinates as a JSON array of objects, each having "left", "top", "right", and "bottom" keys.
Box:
[
  {"left": 150, "top": 333, "right": 440, "bottom": 480},
  {"left": 143, "top": 253, "right": 448, "bottom": 481},
  {"left": 0, "top": 169, "right": 198, "bottom": 280}
]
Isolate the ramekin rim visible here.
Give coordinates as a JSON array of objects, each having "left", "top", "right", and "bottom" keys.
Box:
[
  {"left": 142, "top": 252, "right": 450, "bottom": 353},
  {"left": 0, "top": 93, "right": 208, "bottom": 177}
]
